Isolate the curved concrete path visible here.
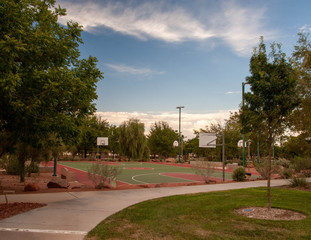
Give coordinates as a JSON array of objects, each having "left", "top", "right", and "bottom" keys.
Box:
[{"left": 0, "top": 179, "right": 295, "bottom": 240}]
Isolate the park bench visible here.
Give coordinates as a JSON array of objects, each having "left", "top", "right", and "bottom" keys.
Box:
[{"left": 61, "top": 167, "right": 76, "bottom": 182}]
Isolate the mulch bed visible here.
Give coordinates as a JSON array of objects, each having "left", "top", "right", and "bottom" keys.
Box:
[{"left": 0, "top": 202, "right": 46, "bottom": 220}]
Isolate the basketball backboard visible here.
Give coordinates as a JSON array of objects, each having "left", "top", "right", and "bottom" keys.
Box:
[
  {"left": 199, "top": 132, "right": 216, "bottom": 148},
  {"left": 97, "top": 137, "right": 108, "bottom": 146}
]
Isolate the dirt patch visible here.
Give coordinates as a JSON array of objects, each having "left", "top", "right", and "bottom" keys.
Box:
[
  {"left": 0, "top": 202, "right": 46, "bottom": 220},
  {"left": 234, "top": 207, "right": 307, "bottom": 220}
]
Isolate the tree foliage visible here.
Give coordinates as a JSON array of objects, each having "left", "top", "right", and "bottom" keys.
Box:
[
  {"left": 240, "top": 37, "right": 300, "bottom": 209},
  {"left": 77, "top": 116, "right": 110, "bottom": 158},
  {"left": 147, "top": 121, "right": 178, "bottom": 159},
  {"left": 0, "top": 0, "right": 103, "bottom": 181},
  {"left": 119, "top": 119, "right": 147, "bottom": 161},
  {"left": 292, "top": 32, "right": 311, "bottom": 135}
]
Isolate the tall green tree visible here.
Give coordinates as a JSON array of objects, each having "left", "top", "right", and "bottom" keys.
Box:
[
  {"left": 77, "top": 116, "right": 110, "bottom": 158},
  {"left": 108, "top": 125, "right": 120, "bottom": 160},
  {"left": 292, "top": 32, "right": 311, "bottom": 135},
  {"left": 0, "top": 0, "right": 103, "bottom": 181},
  {"left": 119, "top": 119, "right": 147, "bottom": 161},
  {"left": 147, "top": 121, "right": 178, "bottom": 159},
  {"left": 240, "top": 37, "right": 300, "bottom": 209}
]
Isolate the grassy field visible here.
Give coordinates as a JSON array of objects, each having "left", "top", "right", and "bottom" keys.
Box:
[
  {"left": 58, "top": 161, "right": 237, "bottom": 184},
  {"left": 86, "top": 187, "right": 311, "bottom": 240}
]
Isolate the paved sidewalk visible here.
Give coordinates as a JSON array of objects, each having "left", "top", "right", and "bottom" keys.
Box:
[{"left": 0, "top": 179, "right": 293, "bottom": 240}]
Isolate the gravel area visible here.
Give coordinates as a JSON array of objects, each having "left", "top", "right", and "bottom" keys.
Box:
[{"left": 234, "top": 207, "right": 307, "bottom": 220}]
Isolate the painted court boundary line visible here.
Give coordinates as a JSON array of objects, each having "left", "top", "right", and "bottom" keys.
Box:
[{"left": 0, "top": 227, "right": 87, "bottom": 235}]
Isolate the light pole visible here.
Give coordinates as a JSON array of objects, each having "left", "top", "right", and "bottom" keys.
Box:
[
  {"left": 242, "top": 82, "right": 260, "bottom": 167},
  {"left": 242, "top": 82, "right": 248, "bottom": 168},
  {"left": 176, "top": 106, "right": 184, "bottom": 163}
]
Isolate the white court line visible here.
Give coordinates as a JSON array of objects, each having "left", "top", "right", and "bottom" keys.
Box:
[
  {"left": 0, "top": 227, "right": 87, "bottom": 235},
  {"left": 159, "top": 172, "right": 200, "bottom": 182},
  {"left": 131, "top": 172, "right": 199, "bottom": 184}
]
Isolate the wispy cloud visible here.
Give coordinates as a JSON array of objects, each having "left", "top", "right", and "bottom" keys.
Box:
[
  {"left": 299, "top": 24, "right": 311, "bottom": 32},
  {"left": 225, "top": 91, "right": 241, "bottom": 95},
  {"left": 105, "top": 63, "right": 164, "bottom": 76},
  {"left": 95, "top": 110, "right": 235, "bottom": 139},
  {"left": 57, "top": 0, "right": 276, "bottom": 56}
]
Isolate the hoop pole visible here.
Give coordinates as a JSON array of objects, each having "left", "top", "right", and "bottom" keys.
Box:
[{"left": 222, "top": 132, "right": 225, "bottom": 182}]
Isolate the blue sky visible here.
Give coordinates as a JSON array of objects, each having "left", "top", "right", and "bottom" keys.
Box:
[{"left": 57, "top": 0, "right": 311, "bottom": 139}]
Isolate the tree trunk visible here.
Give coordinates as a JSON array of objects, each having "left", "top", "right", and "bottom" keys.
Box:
[
  {"left": 18, "top": 156, "right": 25, "bottom": 183},
  {"left": 267, "top": 139, "right": 272, "bottom": 210}
]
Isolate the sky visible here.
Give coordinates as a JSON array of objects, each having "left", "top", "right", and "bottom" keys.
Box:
[{"left": 56, "top": 0, "right": 311, "bottom": 139}]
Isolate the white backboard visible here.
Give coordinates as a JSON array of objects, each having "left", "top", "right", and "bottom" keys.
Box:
[
  {"left": 199, "top": 132, "right": 216, "bottom": 148},
  {"left": 97, "top": 137, "right": 108, "bottom": 146},
  {"left": 237, "top": 139, "right": 243, "bottom": 148}
]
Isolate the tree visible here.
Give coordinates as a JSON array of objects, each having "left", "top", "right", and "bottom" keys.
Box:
[
  {"left": 292, "top": 32, "right": 311, "bottom": 135},
  {"left": 119, "top": 119, "right": 147, "bottom": 161},
  {"left": 77, "top": 116, "right": 110, "bottom": 158},
  {"left": 0, "top": 0, "right": 103, "bottom": 181},
  {"left": 147, "top": 121, "right": 178, "bottom": 159},
  {"left": 240, "top": 37, "right": 300, "bottom": 209},
  {"left": 108, "top": 125, "right": 120, "bottom": 160}
]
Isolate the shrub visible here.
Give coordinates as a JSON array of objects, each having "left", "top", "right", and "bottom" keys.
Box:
[
  {"left": 290, "top": 177, "right": 308, "bottom": 188},
  {"left": 1, "top": 155, "right": 21, "bottom": 175},
  {"left": 25, "top": 161, "right": 39, "bottom": 176},
  {"left": 254, "top": 158, "right": 280, "bottom": 179},
  {"left": 300, "top": 169, "right": 311, "bottom": 177},
  {"left": 232, "top": 167, "right": 246, "bottom": 182},
  {"left": 73, "top": 155, "right": 81, "bottom": 161},
  {"left": 280, "top": 168, "right": 293, "bottom": 179},
  {"left": 275, "top": 158, "right": 291, "bottom": 168},
  {"left": 87, "top": 162, "right": 122, "bottom": 189},
  {"left": 293, "top": 157, "right": 311, "bottom": 173},
  {"left": 194, "top": 160, "right": 215, "bottom": 183}
]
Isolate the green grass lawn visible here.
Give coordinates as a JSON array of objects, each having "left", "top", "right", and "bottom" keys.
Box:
[
  {"left": 58, "top": 161, "right": 236, "bottom": 184},
  {"left": 85, "top": 187, "right": 311, "bottom": 240}
]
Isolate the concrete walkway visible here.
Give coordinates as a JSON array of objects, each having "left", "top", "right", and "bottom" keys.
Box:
[{"left": 0, "top": 179, "right": 293, "bottom": 240}]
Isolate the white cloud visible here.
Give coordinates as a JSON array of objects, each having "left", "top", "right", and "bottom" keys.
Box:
[
  {"left": 57, "top": 0, "right": 276, "bottom": 56},
  {"left": 299, "top": 24, "right": 311, "bottom": 33},
  {"left": 105, "top": 63, "right": 164, "bottom": 76},
  {"left": 95, "top": 110, "right": 235, "bottom": 139},
  {"left": 225, "top": 91, "right": 241, "bottom": 95}
]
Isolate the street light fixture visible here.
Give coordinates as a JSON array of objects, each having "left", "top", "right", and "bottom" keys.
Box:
[{"left": 176, "top": 106, "right": 184, "bottom": 163}]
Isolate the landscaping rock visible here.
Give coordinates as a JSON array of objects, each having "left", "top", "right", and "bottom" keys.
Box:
[
  {"left": 24, "top": 183, "right": 40, "bottom": 192},
  {"left": 68, "top": 181, "right": 85, "bottom": 189},
  {"left": 47, "top": 178, "right": 69, "bottom": 188}
]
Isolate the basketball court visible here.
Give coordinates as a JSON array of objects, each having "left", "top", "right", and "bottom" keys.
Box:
[{"left": 55, "top": 161, "right": 259, "bottom": 188}]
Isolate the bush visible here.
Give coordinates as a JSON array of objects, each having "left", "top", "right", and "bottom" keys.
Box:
[
  {"left": 1, "top": 155, "right": 21, "bottom": 175},
  {"left": 280, "top": 168, "right": 293, "bottom": 179},
  {"left": 293, "top": 157, "right": 311, "bottom": 173},
  {"left": 232, "top": 167, "right": 246, "bottom": 182},
  {"left": 275, "top": 158, "right": 291, "bottom": 168},
  {"left": 194, "top": 160, "right": 215, "bottom": 183},
  {"left": 25, "top": 161, "right": 39, "bottom": 175},
  {"left": 73, "top": 155, "right": 81, "bottom": 161},
  {"left": 290, "top": 177, "right": 308, "bottom": 188},
  {"left": 87, "top": 162, "right": 122, "bottom": 189},
  {"left": 254, "top": 158, "right": 280, "bottom": 179}
]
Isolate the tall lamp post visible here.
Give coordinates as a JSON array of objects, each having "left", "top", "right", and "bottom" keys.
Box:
[
  {"left": 242, "top": 82, "right": 250, "bottom": 168},
  {"left": 176, "top": 106, "right": 184, "bottom": 163},
  {"left": 242, "top": 82, "right": 260, "bottom": 167}
]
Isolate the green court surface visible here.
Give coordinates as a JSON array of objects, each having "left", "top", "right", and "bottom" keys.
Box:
[{"left": 58, "top": 161, "right": 236, "bottom": 185}]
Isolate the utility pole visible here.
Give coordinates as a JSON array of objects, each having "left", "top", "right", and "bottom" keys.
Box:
[{"left": 176, "top": 106, "right": 184, "bottom": 163}]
